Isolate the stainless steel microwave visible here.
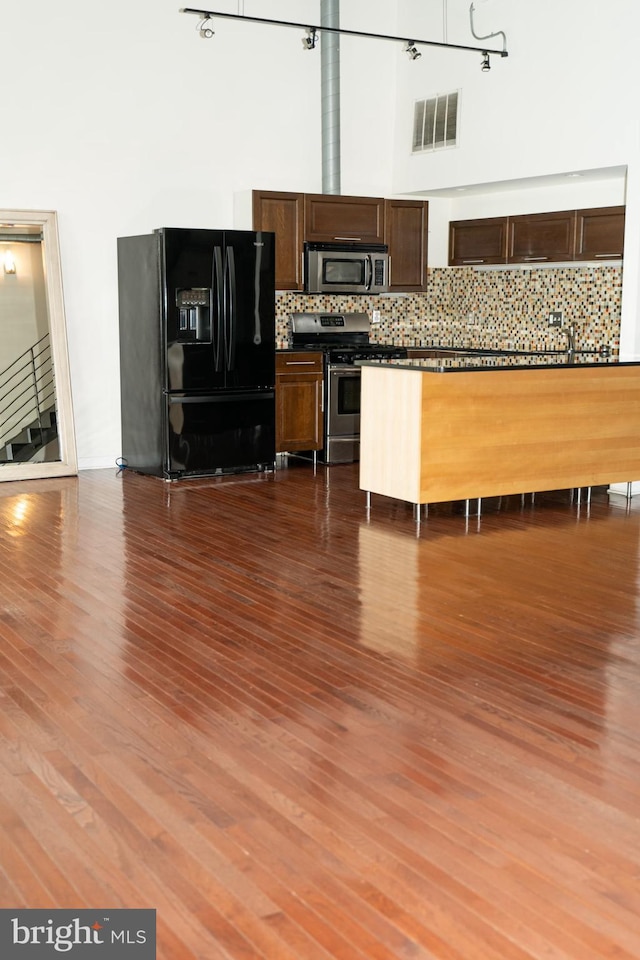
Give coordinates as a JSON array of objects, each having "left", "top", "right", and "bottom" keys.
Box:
[{"left": 304, "top": 241, "right": 389, "bottom": 294}]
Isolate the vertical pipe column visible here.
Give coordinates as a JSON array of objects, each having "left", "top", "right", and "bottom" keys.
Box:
[{"left": 321, "top": 0, "right": 341, "bottom": 195}]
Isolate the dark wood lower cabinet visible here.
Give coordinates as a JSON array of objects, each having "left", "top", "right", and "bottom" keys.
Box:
[{"left": 276, "top": 351, "right": 323, "bottom": 453}]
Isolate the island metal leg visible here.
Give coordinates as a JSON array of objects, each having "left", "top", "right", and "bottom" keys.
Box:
[
  {"left": 575, "top": 487, "right": 592, "bottom": 507},
  {"left": 413, "top": 503, "right": 428, "bottom": 524}
]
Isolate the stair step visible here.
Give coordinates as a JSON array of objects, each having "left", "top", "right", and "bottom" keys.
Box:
[
  {"left": 2, "top": 442, "right": 29, "bottom": 461},
  {"left": 26, "top": 426, "right": 48, "bottom": 443},
  {"left": 0, "top": 428, "right": 58, "bottom": 464},
  {"left": 0, "top": 406, "right": 58, "bottom": 463}
]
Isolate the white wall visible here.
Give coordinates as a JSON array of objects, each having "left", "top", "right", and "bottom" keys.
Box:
[
  {"left": 393, "top": 0, "right": 640, "bottom": 351},
  {"left": 3, "top": 0, "right": 640, "bottom": 469},
  {"left": 394, "top": 0, "right": 640, "bottom": 192},
  {"left": 1, "top": 0, "right": 397, "bottom": 468}
]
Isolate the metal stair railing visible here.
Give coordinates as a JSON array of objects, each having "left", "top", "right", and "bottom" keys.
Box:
[{"left": 0, "top": 334, "right": 56, "bottom": 450}]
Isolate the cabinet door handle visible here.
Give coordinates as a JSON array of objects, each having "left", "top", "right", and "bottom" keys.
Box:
[
  {"left": 594, "top": 252, "right": 621, "bottom": 258},
  {"left": 462, "top": 259, "right": 484, "bottom": 264},
  {"left": 334, "top": 236, "right": 362, "bottom": 241},
  {"left": 522, "top": 256, "right": 549, "bottom": 261},
  {"left": 284, "top": 361, "right": 318, "bottom": 366}
]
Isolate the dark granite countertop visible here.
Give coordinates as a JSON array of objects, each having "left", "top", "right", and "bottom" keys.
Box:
[
  {"left": 357, "top": 353, "right": 638, "bottom": 372},
  {"left": 404, "top": 344, "right": 612, "bottom": 357}
]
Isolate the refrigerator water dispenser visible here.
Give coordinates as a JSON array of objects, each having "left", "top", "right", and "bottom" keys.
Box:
[{"left": 176, "top": 287, "right": 212, "bottom": 342}]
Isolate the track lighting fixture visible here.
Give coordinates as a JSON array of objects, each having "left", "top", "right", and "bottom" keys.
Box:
[
  {"left": 197, "top": 15, "right": 214, "bottom": 38},
  {"left": 181, "top": 8, "right": 509, "bottom": 62},
  {"left": 481, "top": 51, "right": 490, "bottom": 71},
  {"left": 470, "top": 3, "right": 508, "bottom": 57},
  {"left": 302, "top": 27, "right": 318, "bottom": 50},
  {"left": 405, "top": 41, "right": 422, "bottom": 61}
]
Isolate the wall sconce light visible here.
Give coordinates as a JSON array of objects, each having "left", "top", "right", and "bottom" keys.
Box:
[
  {"left": 481, "top": 51, "right": 491, "bottom": 71},
  {"left": 3, "top": 250, "right": 16, "bottom": 275},
  {"left": 405, "top": 41, "right": 422, "bottom": 61},
  {"left": 302, "top": 27, "right": 318, "bottom": 50}
]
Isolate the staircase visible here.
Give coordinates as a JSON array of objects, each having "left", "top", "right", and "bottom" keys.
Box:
[
  {"left": 1, "top": 406, "right": 58, "bottom": 462},
  {"left": 0, "top": 334, "right": 58, "bottom": 464}
]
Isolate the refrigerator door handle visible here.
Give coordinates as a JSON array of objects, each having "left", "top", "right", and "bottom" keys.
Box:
[
  {"left": 225, "top": 246, "right": 236, "bottom": 372},
  {"left": 213, "top": 246, "right": 224, "bottom": 372}
]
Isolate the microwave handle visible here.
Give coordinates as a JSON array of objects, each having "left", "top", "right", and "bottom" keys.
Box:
[{"left": 365, "top": 254, "right": 372, "bottom": 291}]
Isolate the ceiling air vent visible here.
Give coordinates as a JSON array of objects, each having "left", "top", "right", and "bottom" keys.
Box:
[{"left": 412, "top": 91, "right": 459, "bottom": 152}]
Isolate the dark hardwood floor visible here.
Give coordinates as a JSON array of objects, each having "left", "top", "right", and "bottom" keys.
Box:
[{"left": 1, "top": 461, "right": 640, "bottom": 959}]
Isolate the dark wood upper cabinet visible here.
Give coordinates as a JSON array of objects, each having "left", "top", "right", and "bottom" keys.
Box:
[
  {"left": 304, "top": 194, "right": 385, "bottom": 244},
  {"left": 253, "top": 189, "right": 427, "bottom": 292},
  {"left": 384, "top": 199, "right": 429, "bottom": 292},
  {"left": 449, "top": 206, "right": 626, "bottom": 266},
  {"left": 252, "top": 190, "right": 304, "bottom": 291},
  {"left": 508, "top": 210, "right": 576, "bottom": 263},
  {"left": 449, "top": 217, "right": 508, "bottom": 265},
  {"left": 574, "top": 205, "right": 625, "bottom": 260}
]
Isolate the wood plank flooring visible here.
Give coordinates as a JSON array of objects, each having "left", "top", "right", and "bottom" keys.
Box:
[{"left": 1, "top": 461, "right": 640, "bottom": 959}]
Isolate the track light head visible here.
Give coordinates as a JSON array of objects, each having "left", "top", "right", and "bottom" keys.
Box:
[
  {"left": 481, "top": 51, "right": 491, "bottom": 71},
  {"left": 197, "top": 16, "right": 215, "bottom": 39},
  {"left": 404, "top": 41, "right": 422, "bottom": 61},
  {"left": 302, "top": 27, "right": 318, "bottom": 50}
]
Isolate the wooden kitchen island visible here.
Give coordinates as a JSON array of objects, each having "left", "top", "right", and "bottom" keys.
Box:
[{"left": 359, "top": 354, "right": 640, "bottom": 509}]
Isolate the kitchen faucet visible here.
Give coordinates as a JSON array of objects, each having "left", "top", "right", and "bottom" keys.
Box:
[{"left": 562, "top": 322, "right": 576, "bottom": 355}]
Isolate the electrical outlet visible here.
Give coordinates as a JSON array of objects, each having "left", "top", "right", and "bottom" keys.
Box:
[
  {"left": 372, "top": 309, "right": 381, "bottom": 324},
  {"left": 548, "top": 310, "right": 563, "bottom": 326}
]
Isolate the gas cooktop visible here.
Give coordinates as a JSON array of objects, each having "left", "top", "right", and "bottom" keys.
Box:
[
  {"left": 290, "top": 311, "right": 407, "bottom": 364},
  {"left": 325, "top": 344, "right": 407, "bottom": 365}
]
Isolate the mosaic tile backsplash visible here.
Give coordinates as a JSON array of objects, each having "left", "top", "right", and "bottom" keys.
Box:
[{"left": 276, "top": 265, "right": 622, "bottom": 354}]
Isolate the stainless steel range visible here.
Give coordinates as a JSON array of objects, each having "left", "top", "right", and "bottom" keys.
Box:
[{"left": 290, "top": 312, "right": 407, "bottom": 464}]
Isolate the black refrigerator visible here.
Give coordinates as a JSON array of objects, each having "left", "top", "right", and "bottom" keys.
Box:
[{"left": 117, "top": 227, "right": 276, "bottom": 479}]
